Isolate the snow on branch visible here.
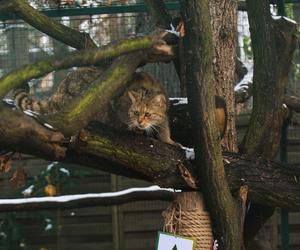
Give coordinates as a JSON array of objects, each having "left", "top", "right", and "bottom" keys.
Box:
[{"left": 0, "top": 186, "right": 176, "bottom": 212}]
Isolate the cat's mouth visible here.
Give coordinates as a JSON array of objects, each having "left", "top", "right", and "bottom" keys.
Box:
[{"left": 137, "top": 124, "right": 149, "bottom": 130}]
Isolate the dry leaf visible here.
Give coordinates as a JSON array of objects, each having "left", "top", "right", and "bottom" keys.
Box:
[
  {"left": 0, "top": 159, "right": 11, "bottom": 173},
  {"left": 44, "top": 184, "right": 57, "bottom": 197},
  {"left": 0, "top": 153, "right": 14, "bottom": 173},
  {"left": 9, "top": 167, "right": 28, "bottom": 189}
]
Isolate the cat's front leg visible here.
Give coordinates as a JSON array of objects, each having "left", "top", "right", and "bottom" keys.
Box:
[{"left": 157, "top": 121, "right": 182, "bottom": 147}]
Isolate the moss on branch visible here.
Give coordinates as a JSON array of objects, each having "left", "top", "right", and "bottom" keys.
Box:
[
  {"left": 0, "top": 35, "right": 164, "bottom": 98},
  {"left": 45, "top": 52, "right": 147, "bottom": 135},
  {"left": 0, "top": 108, "right": 299, "bottom": 209}
]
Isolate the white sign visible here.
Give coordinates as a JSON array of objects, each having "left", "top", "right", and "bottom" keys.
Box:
[{"left": 156, "top": 231, "right": 196, "bottom": 250}]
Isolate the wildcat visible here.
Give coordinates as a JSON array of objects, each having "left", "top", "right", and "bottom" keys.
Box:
[
  {"left": 12, "top": 68, "right": 177, "bottom": 145},
  {"left": 112, "top": 71, "right": 177, "bottom": 145}
]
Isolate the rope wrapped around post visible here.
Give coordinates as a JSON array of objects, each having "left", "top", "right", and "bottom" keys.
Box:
[{"left": 162, "top": 192, "right": 214, "bottom": 250}]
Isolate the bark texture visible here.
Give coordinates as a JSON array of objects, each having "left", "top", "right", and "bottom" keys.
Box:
[
  {"left": 241, "top": 2, "right": 297, "bottom": 158},
  {"left": 183, "top": 1, "right": 242, "bottom": 249},
  {"left": 210, "top": 0, "right": 238, "bottom": 152},
  {"left": 0, "top": 112, "right": 300, "bottom": 209},
  {"left": 241, "top": 0, "right": 297, "bottom": 246}
]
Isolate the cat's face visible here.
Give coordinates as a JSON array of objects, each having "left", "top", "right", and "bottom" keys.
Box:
[{"left": 127, "top": 90, "right": 167, "bottom": 131}]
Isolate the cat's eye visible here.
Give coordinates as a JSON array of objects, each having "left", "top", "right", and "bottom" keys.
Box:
[
  {"left": 133, "top": 111, "right": 139, "bottom": 116},
  {"left": 145, "top": 112, "right": 151, "bottom": 117}
]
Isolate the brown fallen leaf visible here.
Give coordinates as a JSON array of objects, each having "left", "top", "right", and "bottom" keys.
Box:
[{"left": 10, "top": 167, "right": 28, "bottom": 189}]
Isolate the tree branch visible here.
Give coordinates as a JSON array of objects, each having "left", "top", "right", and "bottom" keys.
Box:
[
  {"left": 0, "top": 112, "right": 299, "bottom": 209},
  {"left": 284, "top": 95, "right": 300, "bottom": 113},
  {"left": 45, "top": 52, "right": 147, "bottom": 135},
  {"left": 0, "top": 0, "right": 97, "bottom": 50},
  {"left": 0, "top": 35, "right": 168, "bottom": 98},
  {"left": 0, "top": 105, "right": 66, "bottom": 159}
]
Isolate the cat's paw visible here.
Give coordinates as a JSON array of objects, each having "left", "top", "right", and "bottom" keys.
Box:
[{"left": 165, "top": 139, "right": 183, "bottom": 148}]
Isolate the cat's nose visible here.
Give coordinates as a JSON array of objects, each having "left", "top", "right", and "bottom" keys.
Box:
[{"left": 138, "top": 117, "right": 144, "bottom": 124}]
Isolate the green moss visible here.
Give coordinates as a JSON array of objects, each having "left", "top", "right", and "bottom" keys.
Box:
[
  {"left": 65, "top": 66, "right": 127, "bottom": 122},
  {"left": 87, "top": 138, "right": 153, "bottom": 167},
  {"left": 0, "top": 61, "right": 54, "bottom": 97}
]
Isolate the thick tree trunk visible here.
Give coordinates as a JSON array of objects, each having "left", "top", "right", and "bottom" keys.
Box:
[
  {"left": 241, "top": 2, "right": 297, "bottom": 158},
  {"left": 209, "top": 0, "right": 238, "bottom": 152},
  {"left": 183, "top": 1, "right": 242, "bottom": 249},
  {"left": 241, "top": 0, "right": 297, "bottom": 245}
]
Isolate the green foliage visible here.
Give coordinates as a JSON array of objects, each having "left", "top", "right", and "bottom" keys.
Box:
[
  {"left": 243, "top": 36, "right": 253, "bottom": 60},
  {"left": 0, "top": 213, "right": 31, "bottom": 250},
  {"left": 0, "top": 162, "right": 90, "bottom": 249},
  {"left": 285, "top": 4, "right": 294, "bottom": 19}
]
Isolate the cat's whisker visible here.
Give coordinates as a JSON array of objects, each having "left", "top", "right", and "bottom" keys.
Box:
[
  {"left": 145, "top": 125, "right": 156, "bottom": 136},
  {"left": 145, "top": 128, "right": 152, "bottom": 136},
  {"left": 152, "top": 123, "right": 166, "bottom": 130},
  {"left": 126, "top": 120, "right": 136, "bottom": 130},
  {"left": 150, "top": 124, "right": 159, "bottom": 134}
]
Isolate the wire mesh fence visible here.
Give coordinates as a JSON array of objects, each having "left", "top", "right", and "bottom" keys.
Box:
[{"left": 0, "top": 8, "right": 181, "bottom": 98}]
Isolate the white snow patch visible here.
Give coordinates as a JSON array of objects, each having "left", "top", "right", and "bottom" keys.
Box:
[
  {"left": 59, "top": 168, "right": 70, "bottom": 176},
  {"left": 165, "top": 23, "right": 180, "bottom": 37},
  {"left": 47, "top": 162, "right": 58, "bottom": 171},
  {"left": 169, "top": 97, "right": 188, "bottom": 105},
  {"left": 213, "top": 240, "right": 219, "bottom": 250},
  {"left": 23, "top": 110, "right": 39, "bottom": 117},
  {"left": 272, "top": 15, "right": 297, "bottom": 24},
  {"left": 234, "top": 62, "right": 253, "bottom": 92},
  {"left": 43, "top": 123, "right": 55, "bottom": 130},
  {"left": 2, "top": 98, "right": 15, "bottom": 106},
  {"left": 224, "top": 159, "right": 230, "bottom": 164},
  {"left": 45, "top": 224, "right": 53, "bottom": 231},
  {"left": 0, "top": 186, "right": 179, "bottom": 205},
  {"left": 182, "top": 147, "right": 195, "bottom": 160},
  {"left": 0, "top": 232, "right": 7, "bottom": 239},
  {"left": 22, "top": 185, "right": 34, "bottom": 197}
]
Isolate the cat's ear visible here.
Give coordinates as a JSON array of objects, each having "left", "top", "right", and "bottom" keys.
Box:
[
  {"left": 152, "top": 94, "right": 166, "bottom": 107},
  {"left": 128, "top": 91, "right": 140, "bottom": 103}
]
